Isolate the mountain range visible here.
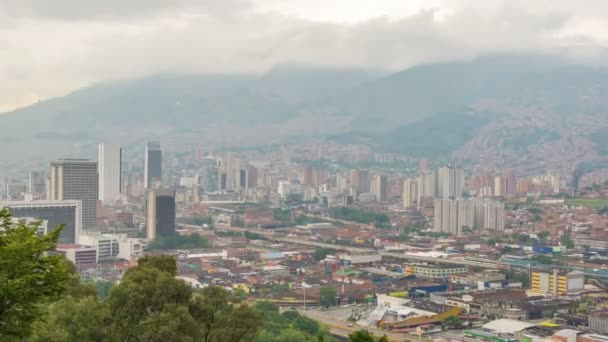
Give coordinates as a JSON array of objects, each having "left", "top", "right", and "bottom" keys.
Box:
[{"left": 3, "top": 54, "right": 608, "bottom": 176}]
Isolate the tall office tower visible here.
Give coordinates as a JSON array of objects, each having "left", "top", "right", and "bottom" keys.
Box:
[
  {"left": 146, "top": 188, "right": 176, "bottom": 240},
  {"left": 28, "top": 171, "right": 45, "bottom": 194},
  {"left": 49, "top": 159, "right": 98, "bottom": 229},
  {"left": 371, "top": 174, "right": 388, "bottom": 202},
  {"left": 0, "top": 200, "right": 82, "bottom": 244},
  {"left": 572, "top": 164, "right": 582, "bottom": 191},
  {"left": 144, "top": 141, "right": 162, "bottom": 189},
  {"left": 98, "top": 143, "right": 123, "bottom": 204},
  {"left": 437, "top": 165, "right": 464, "bottom": 199},
  {"left": 217, "top": 152, "right": 241, "bottom": 191},
  {"left": 419, "top": 159, "right": 429, "bottom": 174},
  {"left": 402, "top": 178, "right": 418, "bottom": 209},
  {"left": 239, "top": 169, "right": 247, "bottom": 189}
]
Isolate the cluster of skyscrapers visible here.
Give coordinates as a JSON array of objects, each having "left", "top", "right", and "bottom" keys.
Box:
[
  {"left": 1, "top": 141, "right": 175, "bottom": 245},
  {"left": 401, "top": 164, "right": 504, "bottom": 235},
  {"left": 433, "top": 198, "right": 505, "bottom": 235},
  {"left": 401, "top": 164, "right": 464, "bottom": 209}
]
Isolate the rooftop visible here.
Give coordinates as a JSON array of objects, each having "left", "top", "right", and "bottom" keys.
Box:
[{"left": 482, "top": 319, "right": 536, "bottom": 334}]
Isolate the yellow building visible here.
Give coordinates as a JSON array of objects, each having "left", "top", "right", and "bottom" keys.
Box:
[{"left": 529, "top": 269, "right": 584, "bottom": 296}]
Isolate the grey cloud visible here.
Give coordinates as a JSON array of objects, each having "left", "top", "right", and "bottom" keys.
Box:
[
  {"left": 0, "top": 0, "right": 607, "bottom": 112},
  {"left": 0, "top": 0, "right": 253, "bottom": 20}
]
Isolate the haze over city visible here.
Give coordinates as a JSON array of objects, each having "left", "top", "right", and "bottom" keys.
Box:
[
  {"left": 5, "top": 1, "right": 608, "bottom": 342},
  {"left": 3, "top": 0, "right": 608, "bottom": 111}
]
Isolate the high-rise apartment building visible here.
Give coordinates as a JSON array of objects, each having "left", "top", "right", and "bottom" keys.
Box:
[
  {"left": 417, "top": 172, "right": 436, "bottom": 200},
  {"left": 278, "top": 181, "right": 292, "bottom": 199},
  {"left": 146, "top": 188, "right": 176, "bottom": 240},
  {"left": 434, "top": 198, "right": 504, "bottom": 235},
  {"left": 419, "top": 159, "right": 429, "bottom": 174},
  {"left": 144, "top": 141, "right": 162, "bottom": 189},
  {"left": 402, "top": 178, "right": 418, "bottom": 209},
  {"left": 437, "top": 165, "right": 464, "bottom": 199},
  {"left": 494, "top": 175, "right": 503, "bottom": 197},
  {"left": 371, "top": 174, "right": 388, "bottom": 202},
  {"left": 98, "top": 143, "right": 123, "bottom": 204},
  {"left": 350, "top": 169, "right": 371, "bottom": 195},
  {"left": 49, "top": 159, "right": 98, "bottom": 229},
  {"left": 247, "top": 165, "right": 258, "bottom": 189}
]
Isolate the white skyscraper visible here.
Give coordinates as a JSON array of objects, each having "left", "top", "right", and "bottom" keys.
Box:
[
  {"left": 98, "top": 144, "right": 123, "bottom": 204},
  {"left": 437, "top": 165, "right": 464, "bottom": 199}
]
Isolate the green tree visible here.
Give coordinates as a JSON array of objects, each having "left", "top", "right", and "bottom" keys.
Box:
[
  {"left": 348, "top": 330, "right": 388, "bottom": 342},
  {"left": 441, "top": 315, "right": 463, "bottom": 330},
  {"left": 138, "top": 304, "right": 198, "bottom": 342},
  {"left": 29, "top": 296, "right": 111, "bottom": 342},
  {"left": 276, "top": 328, "right": 308, "bottom": 342},
  {"left": 282, "top": 310, "right": 301, "bottom": 322},
  {"left": 96, "top": 280, "right": 114, "bottom": 299},
  {"left": 348, "top": 330, "right": 375, "bottom": 342},
  {"left": 320, "top": 286, "right": 337, "bottom": 307},
  {"left": 537, "top": 231, "right": 550, "bottom": 243},
  {"left": 193, "top": 216, "right": 213, "bottom": 226},
  {"left": 292, "top": 316, "right": 320, "bottom": 335},
  {"left": 108, "top": 259, "right": 193, "bottom": 340},
  {"left": 560, "top": 234, "right": 575, "bottom": 249},
  {"left": 147, "top": 234, "right": 209, "bottom": 250},
  {"left": 312, "top": 248, "right": 336, "bottom": 261},
  {"left": 0, "top": 208, "right": 73, "bottom": 339},
  {"left": 138, "top": 254, "right": 179, "bottom": 275},
  {"left": 189, "top": 286, "right": 263, "bottom": 342}
]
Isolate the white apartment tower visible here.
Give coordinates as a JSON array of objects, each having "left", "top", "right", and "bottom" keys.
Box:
[
  {"left": 437, "top": 165, "right": 464, "bottom": 199},
  {"left": 98, "top": 144, "right": 123, "bottom": 204},
  {"left": 402, "top": 178, "right": 418, "bottom": 209}
]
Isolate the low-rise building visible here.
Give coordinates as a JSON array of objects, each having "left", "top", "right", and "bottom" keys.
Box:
[
  {"left": 590, "top": 312, "right": 608, "bottom": 335},
  {"left": 56, "top": 244, "right": 97, "bottom": 270},
  {"left": 529, "top": 269, "right": 585, "bottom": 296},
  {"left": 407, "top": 264, "right": 468, "bottom": 279}
]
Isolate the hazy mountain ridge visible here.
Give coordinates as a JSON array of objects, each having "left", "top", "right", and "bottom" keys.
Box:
[{"left": 3, "top": 55, "right": 608, "bottom": 174}]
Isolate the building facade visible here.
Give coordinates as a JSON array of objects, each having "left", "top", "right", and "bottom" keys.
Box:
[
  {"left": 49, "top": 159, "right": 98, "bottom": 229},
  {"left": 146, "top": 188, "right": 176, "bottom": 240},
  {"left": 1, "top": 200, "right": 82, "bottom": 244},
  {"left": 529, "top": 270, "right": 585, "bottom": 296},
  {"left": 434, "top": 198, "right": 504, "bottom": 235},
  {"left": 98, "top": 143, "right": 123, "bottom": 204},
  {"left": 144, "top": 141, "right": 162, "bottom": 189}
]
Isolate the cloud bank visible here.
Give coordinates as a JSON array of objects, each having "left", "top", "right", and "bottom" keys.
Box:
[{"left": 1, "top": 0, "right": 608, "bottom": 111}]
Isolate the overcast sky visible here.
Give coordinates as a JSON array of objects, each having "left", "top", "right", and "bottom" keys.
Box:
[{"left": 2, "top": 0, "right": 608, "bottom": 112}]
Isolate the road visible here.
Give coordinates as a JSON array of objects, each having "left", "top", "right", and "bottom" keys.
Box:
[{"left": 192, "top": 224, "right": 501, "bottom": 269}]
